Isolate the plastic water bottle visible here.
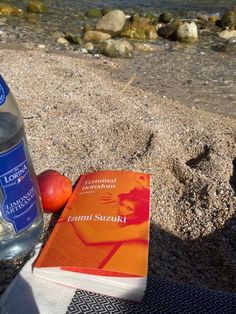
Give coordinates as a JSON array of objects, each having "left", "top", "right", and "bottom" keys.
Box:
[{"left": 0, "top": 75, "right": 43, "bottom": 259}]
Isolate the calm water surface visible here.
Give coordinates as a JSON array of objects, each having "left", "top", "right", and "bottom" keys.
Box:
[{"left": 40, "top": 0, "right": 236, "bottom": 13}]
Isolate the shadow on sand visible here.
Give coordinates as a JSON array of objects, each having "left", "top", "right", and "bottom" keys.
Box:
[{"left": 149, "top": 215, "right": 236, "bottom": 294}]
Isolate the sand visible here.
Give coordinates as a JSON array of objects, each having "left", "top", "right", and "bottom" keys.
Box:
[{"left": 0, "top": 46, "right": 235, "bottom": 296}]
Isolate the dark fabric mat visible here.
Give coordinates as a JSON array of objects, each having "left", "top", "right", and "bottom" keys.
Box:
[{"left": 66, "top": 275, "right": 236, "bottom": 313}]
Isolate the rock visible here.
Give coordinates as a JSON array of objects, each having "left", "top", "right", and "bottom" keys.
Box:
[
  {"left": 159, "top": 11, "right": 173, "bottom": 24},
  {"left": 37, "top": 44, "right": 46, "bottom": 49},
  {"left": 194, "top": 208, "right": 202, "bottom": 217},
  {"left": 27, "top": 1, "right": 47, "bottom": 14},
  {"left": 81, "top": 48, "right": 88, "bottom": 54},
  {"left": 133, "top": 42, "right": 164, "bottom": 52},
  {"left": 85, "top": 8, "right": 102, "bottom": 18},
  {"left": 0, "top": 4, "right": 23, "bottom": 16},
  {"left": 229, "top": 36, "right": 236, "bottom": 42},
  {"left": 219, "top": 36, "right": 236, "bottom": 52},
  {"left": 65, "top": 33, "right": 82, "bottom": 45},
  {"left": 83, "top": 30, "right": 111, "bottom": 43},
  {"left": 225, "top": 36, "right": 236, "bottom": 49},
  {"left": 158, "top": 19, "right": 181, "bottom": 39},
  {"left": 121, "top": 17, "right": 158, "bottom": 40},
  {"left": 83, "top": 42, "right": 94, "bottom": 52},
  {"left": 218, "top": 29, "right": 236, "bottom": 40},
  {"left": 176, "top": 21, "right": 198, "bottom": 44},
  {"left": 96, "top": 10, "right": 126, "bottom": 35},
  {"left": 57, "top": 37, "right": 69, "bottom": 46},
  {"left": 99, "top": 39, "right": 133, "bottom": 58},
  {"left": 220, "top": 10, "right": 236, "bottom": 29},
  {"left": 83, "top": 23, "right": 93, "bottom": 33}
]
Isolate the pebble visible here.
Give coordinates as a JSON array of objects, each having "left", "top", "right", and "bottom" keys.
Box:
[
  {"left": 81, "top": 48, "right": 88, "bottom": 54},
  {"left": 84, "top": 42, "right": 94, "bottom": 52},
  {"left": 57, "top": 37, "right": 69, "bottom": 46},
  {"left": 194, "top": 208, "right": 202, "bottom": 216},
  {"left": 37, "top": 44, "right": 46, "bottom": 49},
  {"left": 133, "top": 42, "right": 165, "bottom": 52},
  {"left": 218, "top": 29, "right": 236, "bottom": 40}
]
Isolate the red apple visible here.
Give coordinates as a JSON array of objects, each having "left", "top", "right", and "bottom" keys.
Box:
[{"left": 37, "top": 170, "right": 73, "bottom": 213}]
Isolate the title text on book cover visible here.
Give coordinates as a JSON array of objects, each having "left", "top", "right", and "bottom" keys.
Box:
[{"left": 81, "top": 178, "right": 117, "bottom": 191}]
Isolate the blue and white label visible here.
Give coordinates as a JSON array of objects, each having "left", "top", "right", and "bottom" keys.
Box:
[
  {"left": 0, "top": 140, "right": 39, "bottom": 233},
  {"left": 0, "top": 75, "right": 10, "bottom": 106}
]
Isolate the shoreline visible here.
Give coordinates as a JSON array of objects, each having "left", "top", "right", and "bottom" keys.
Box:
[
  {"left": 1, "top": 40, "right": 235, "bottom": 119},
  {"left": 0, "top": 46, "right": 236, "bottom": 297}
]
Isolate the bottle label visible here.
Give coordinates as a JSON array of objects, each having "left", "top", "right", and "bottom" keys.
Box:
[
  {"left": 0, "top": 75, "right": 10, "bottom": 106},
  {"left": 0, "top": 140, "right": 39, "bottom": 233}
]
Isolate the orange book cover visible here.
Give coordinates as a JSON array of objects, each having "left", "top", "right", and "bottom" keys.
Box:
[{"left": 34, "top": 170, "right": 151, "bottom": 279}]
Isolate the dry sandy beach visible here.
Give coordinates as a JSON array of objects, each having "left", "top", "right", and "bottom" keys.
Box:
[{"left": 0, "top": 46, "right": 235, "bottom": 296}]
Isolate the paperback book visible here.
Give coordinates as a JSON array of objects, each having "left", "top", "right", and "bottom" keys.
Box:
[{"left": 33, "top": 170, "right": 151, "bottom": 301}]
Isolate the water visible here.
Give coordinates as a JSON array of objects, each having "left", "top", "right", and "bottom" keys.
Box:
[
  {"left": 2, "top": 0, "right": 235, "bottom": 41},
  {"left": 59, "top": 0, "right": 235, "bottom": 15},
  {"left": 0, "top": 93, "right": 43, "bottom": 260},
  {"left": 1, "top": 0, "right": 234, "bottom": 50},
  {"left": 8, "top": 0, "right": 236, "bottom": 13}
]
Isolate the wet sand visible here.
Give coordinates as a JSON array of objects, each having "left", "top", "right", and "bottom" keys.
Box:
[{"left": 92, "top": 41, "right": 236, "bottom": 118}]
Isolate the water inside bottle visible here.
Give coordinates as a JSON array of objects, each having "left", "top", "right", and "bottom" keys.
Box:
[
  {"left": 0, "top": 112, "right": 23, "bottom": 240},
  {"left": 0, "top": 111, "right": 23, "bottom": 151},
  {"left": 0, "top": 111, "right": 43, "bottom": 258}
]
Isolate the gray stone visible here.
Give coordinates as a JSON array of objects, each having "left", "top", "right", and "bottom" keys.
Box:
[
  {"left": 228, "top": 37, "right": 236, "bottom": 44},
  {"left": 83, "top": 31, "right": 111, "bottom": 43},
  {"left": 133, "top": 42, "right": 164, "bottom": 52},
  {"left": 96, "top": 10, "right": 126, "bottom": 35},
  {"left": 218, "top": 29, "right": 236, "bottom": 40},
  {"left": 222, "top": 37, "right": 236, "bottom": 52},
  {"left": 99, "top": 39, "right": 133, "bottom": 58}
]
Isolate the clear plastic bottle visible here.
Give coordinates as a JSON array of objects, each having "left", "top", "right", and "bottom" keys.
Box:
[{"left": 0, "top": 75, "right": 43, "bottom": 259}]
